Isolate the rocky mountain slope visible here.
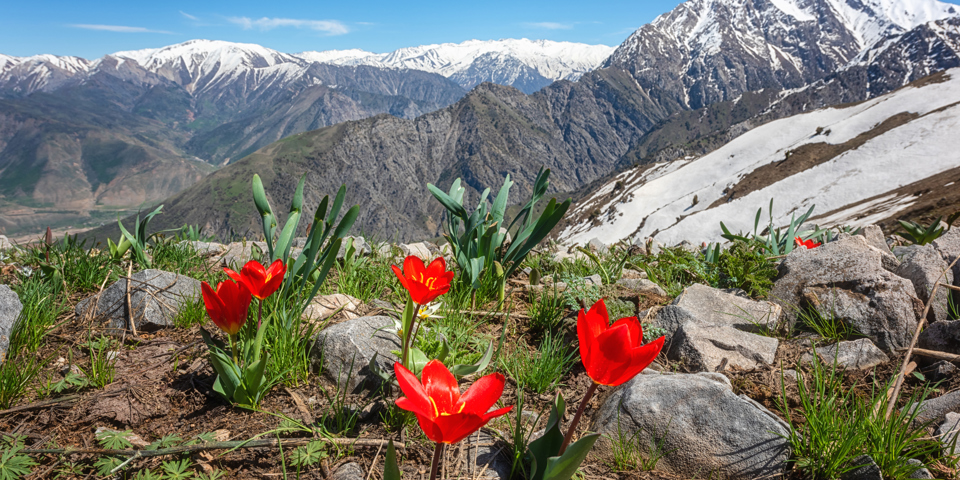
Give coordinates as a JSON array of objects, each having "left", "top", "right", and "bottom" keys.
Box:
[
  {"left": 298, "top": 38, "right": 616, "bottom": 93},
  {"left": 559, "top": 68, "right": 960, "bottom": 246}
]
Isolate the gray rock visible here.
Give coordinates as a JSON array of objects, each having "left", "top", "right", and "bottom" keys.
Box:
[
  {"left": 936, "top": 412, "right": 960, "bottom": 455},
  {"left": 649, "top": 305, "right": 699, "bottom": 343},
  {"left": 463, "top": 430, "right": 510, "bottom": 479},
  {"left": 551, "top": 249, "right": 586, "bottom": 263},
  {"left": 0, "top": 286, "right": 22, "bottom": 361},
  {"left": 910, "top": 389, "right": 960, "bottom": 426},
  {"left": 331, "top": 462, "right": 364, "bottom": 480},
  {"left": 860, "top": 225, "right": 900, "bottom": 272},
  {"left": 617, "top": 278, "right": 666, "bottom": 296},
  {"left": 338, "top": 236, "right": 372, "bottom": 259},
  {"left": 918, "top": 320, "right": 960, "bottom": 357},
  {"left": 302, "top": 294, "right": 362, "bottom": 322},
  {"left": 816, "top": 338, "right": 889, "bottom": 370},
  {"left": 179, "top": 241, "right": 225, "bottom": 257},
  {"left": 582, "top": 274, "right": 602, "bottom": 286},
  {"left": 771, "top": 235, "right": 923, "bottom": 353},
  {"left": 592, "top": 371, "right": 790, "bottom": 479},
  {"left": 895, "top": 244, "right": 953, "bottom": 323},
  {"left": 676, "top": 240, "right": 699, "bottom": 253},
  {"left": 399, "top": 242, "right": 435, "bottom": 261},
  {"left": 219, "top": 241, "right": 268, "bottom": 267},
  {"left": 907, "top": 459, "right": 934, "bottom": 479},
  {"left": 932, "top": 227, "right": 960, "bottom": 315},
  {"left": 672, "top": 284, "right": 783, "bottom": 333},
  {"left": 620, "top": 268, "right": 647, "bottom": 280},
  {"left": 74, "top": 269, "right": 201, "bottom": 333},
  {"left": 842, "top": 455, "right": 882, "bottom": 480},
  {"left": 668, "top": 322, "right": 778, "bottom": 372},
  {"left": 0, "top": 236, "right": 12, "bottom": 251},
  {"left": 310, "top": 316, "right": 400, "bottom": 392},
  {"left": 927, "top": 360, "right": 957, "bottom": 382},
  {"left": 587, "top": 237, "right": 607, "bottom": 252}
]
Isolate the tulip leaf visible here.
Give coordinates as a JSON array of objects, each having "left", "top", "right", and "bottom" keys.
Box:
[
  {"left": 541, "top": 433, "right": 600, "bottom": 480},
  {"left": 428, "top": 183, "right": 469, "bottom": 220},
  {"left": 383, "top": 440, "right": 401, "bottom": 480},
  {"left": 450, "top": 339, "right": 495, "bottom": 378},
  {"left": 526, "top": 393, "right": 566, "bottom": 480},
  {"left": 408, "top": 348, "right": 430, "bottom": 375}
]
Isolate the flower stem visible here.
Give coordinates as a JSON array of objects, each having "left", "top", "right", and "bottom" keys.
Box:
[
  {"left": 400, "top": 304, "right": 422, "bottom": 369},
  {"left": 229, "top": 334, "right": 239, "bottom": 366},
  {"left": 429, "top": 442, "right": 444, "bottom": 480},
  {"left": 559, "top": 381, "right": 600, "bottom": 455},
  {"left": 257, "top": 301, "right": 263, "bottom": 330}
]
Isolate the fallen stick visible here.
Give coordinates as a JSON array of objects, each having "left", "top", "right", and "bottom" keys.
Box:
[
  {"left": 907, "top": 348, "right": 960, "bottom": 363},
  {"left": 885, "top": 255, "right": 960, "bottom": 420},
  {"left": 0, "top": 395, "right": 80, "bottom": 417},
  {"left": 125, "top": 261, "right": 138, "bottom": 338},
  {"left": 939, "top": 282, "right": 960, "bottom": 292},
  {"left": 21, "top": 436, "right": 403, "bottom": 458}
]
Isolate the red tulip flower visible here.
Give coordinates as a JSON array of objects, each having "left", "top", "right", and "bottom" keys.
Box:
[
  {"left": 578, "top": 298, "right": 665, "bottom": 387},
  {"left": 201, "top": 280, "right": 252, "bottom": 337},
  {"left": 794, "top": 236, "right": 821, "bottom": 249},
  {"left": 391, "top": 256, "right": 454, "bottom": 305},
  {"left": 394, "top": 360, "right": 512, "bottom": 445},
  {"left": 224, "top": 259, "right": 286, "bottom": 300}
]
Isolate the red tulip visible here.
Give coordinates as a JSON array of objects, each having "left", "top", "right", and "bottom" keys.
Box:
[
  {"left": 794, "top": 236, "right": 821, "bottom": 249},
  {"left": 201, "top": 279, "right": 252, "bottom": 336},
  {"left": 391, "top": 256, "right": 454, "bottom": 305},
  {"left": 577, "top": 299, "right": 664, "bottom": 387},
  {"left": 224, "top": 259, "right": 286, "bottom": 300},
  {"left": 394, "top": 360, "right": 512, "bottom": 444}
]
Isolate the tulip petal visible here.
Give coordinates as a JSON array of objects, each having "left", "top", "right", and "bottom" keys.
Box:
[
  {"left": 609, "top": 317, "right": 642, "bottom": 346},
  {"left": 429, "top": 412, "right": 488, "bottom": 444},
  {"left": 393, "top": 362, "right": 433, "bottom": 418},
  {"left": 403, "top": 256, "right": 425, "bottom": 282},
  {"left": 413, "top": 413, "right": 447, "bottom": 444},
  {"left": 480, "top": 405, "right": 514, "bottom": 423},
  {"left": 458, "top": 372, "right": 505, "bottom": 415},
  {"left": 422, "top": 360, "right": 460, "bottom": 414},
  {"left": 391, "top": 265, "right": 411, "bottom": 292},
  {"left": 223, "top": 267, "right": 242, "bottom": 284}
]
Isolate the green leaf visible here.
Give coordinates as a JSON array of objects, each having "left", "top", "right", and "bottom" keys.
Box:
[
  {"left": 450, "top": 340, "right": 495, "bottom": 377},
  {"left": 383, "top": 440, "right": 401, "bottom": 480},
  {"left": 541, "top": 433, "right": 600, "bottom": 480},
  {"left": 428, "top": 183, "right": 469, "bottom": 220},
  {"left": 527, "top": 394, "right": 566, "bottom": 480}
]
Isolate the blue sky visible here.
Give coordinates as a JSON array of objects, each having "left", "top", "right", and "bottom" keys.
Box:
[{"left": 0, "top": 0, "right": 697, "bottom": 59}]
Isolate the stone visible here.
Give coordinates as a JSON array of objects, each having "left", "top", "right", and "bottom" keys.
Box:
[
  {"left": 672, "top": 284, "right": 782, "bottom": 333},
  {"left": 310, "top": 316, "right": 400, "bottom": 392},
  {"left": 587, "top": 237, "right": 607, "bottom": 252},
  {"left": 841, "top": 455, "right": 882, "bottom": 480},
  {"left": 399, "top": 242, "right": 435, "bottom": 261},
  {"left": 179, "top": 241, "right": 225, "bottom": 257},
  {"left": 649, "top": 305, "right": 699, "bottom": 343},
  {"left": 331, "top": 462, "right": 364, "bottom": 480},
  {"left": 816, "top": 338, "right": 889, "bottom": 370},
  {"left": 936, "top": 412, "right": 960, "bottom": 455},
  {"left": 909, "top": 389, "right": 960, "bottom": 426},
  {"left": 667, "top": 322, "right": 778, "bottom": 372},
  {"left": 551, "top": 250, "right": 586, "bottom": 263},
  {"left": 582, "top": 274, "right": 602, "bottom": 286},
  {"left": 75, "top": 269, "right": 200, "bottom": 333},
  {"left": 592, "top": 371, "right": 790, "bottom": 479},
  {"left": 771, "top": 235, "right": 923, "bottom": 353},
  {"left": 463, "top": 430, "right": 511, "bottom": 479},
  {"left": 220, "top": 241, "right": 268, "bottom": 268},
  {"left": 617, "top": 278, "right": 666, "bottom": 296},
  {"left": 648, "top": 240, "right": 663, "bottom": 256},
  {"left": 918, "top": 320, "right": 960, "bottom": 357},
  {"left": 932, "top": 227, "right": 960, "bottom": 314},
  {"left": 676, "top": 240, "right": 699, "bottom": 253},
  {"left": 927, "top": 360, "right": 957, "bottom": 382},
  {"left": 895, "top": 244, "right": 953, "bottom": 322},
  {"left": 620, "top": 268, "right": 647, "bottom": 280},
  {"left": 860, "top": 225, "right": 900, "bottom": 272},
  {"left": 907, "top": 459, "right": 934, "bottom": 479},
  {"left": 0, "top": 286, "right": 21, "bottom": 362},
  {"left": 338, "top": 236, "right": 372, "bottom": 259},
  {"left": 0, "top": 236, "right": 12, "bottom": 251},
  {"left": 302, "top": 294, "right": 362, "bottom": 322}
]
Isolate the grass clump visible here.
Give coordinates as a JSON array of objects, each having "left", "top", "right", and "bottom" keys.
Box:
[{"left": 499, "top": 332, "right": 576, "bottom": 394}]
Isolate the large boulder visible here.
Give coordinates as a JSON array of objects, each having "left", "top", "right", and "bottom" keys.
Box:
[
  {"left": 771, "top": 236, "right": 923, "bottom": 352},
  {"left": 668, "top": 322, "right": 778, "bottom": 371},
  {"left": 75, "top": 269, "right": 201, "bottom": 333},
  {"left": 0, "top": 286, "right": 22, "bottom": 361},
  {"left": 671, "top": 284, "right": 782, "bottom": 333},
  {"left": 310, "top": 316, "right": 400, "bottom": 392},
  {"left": 895, "top": 245, "right": 953, "bottom": 323},
  {"left": 592, "top": 371, "right": 791, "bottom": 479}
]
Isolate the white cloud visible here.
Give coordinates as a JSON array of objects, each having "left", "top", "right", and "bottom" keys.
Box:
[
  {"left": 71, "top": 24, "right": 173, "bottom": 34},
  {"left": 180, "top": 11, "right": 199, "bottom": 21},
  {"left": 227, "top": 16, "right": 349, "bottom": 35},
  {"left": 524, "top": 22, "right": 573, "bottom": 30}
]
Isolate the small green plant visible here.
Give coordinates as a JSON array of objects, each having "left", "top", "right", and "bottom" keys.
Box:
[
  {"left": 528, "top": 285, "right": 567, "bottom": 332},
  {"left": 0, "top": 435, "right": 37, "bottom": 479},
  {"left": 576, "top": 245, "right": 630, "bottom": 285},
  {"left": 117, "top": 204, "right": 164, "bottom": 268},
  {"left": 82, "top": 335, "right": 118, "bottom": 388},
  {"left": 11, "top": 273, "right": 65, "bottom": 353},
  {"left": 318, "top": 357, "right": 362, "bottom": 435},
  {"left": 640, "top": 247, "right": 718, "bottom": 297},
  {"left": 794, "top": 294, "right": 858, "bottom": 341},
  {"left": 335, "top": 238, "right": 393, "bottom": 303},
  {"left": 0, "top": 355, "right": 44, "bottom": 409},
  {"left": 714, "top": 240, "right": 778, "bottom": 298},
  {"left": 606, "top": 415, "right": 672, "bottom": 472},
  {"left": 559, "top": 275, "right": 601, "bottom": 309},
  {"left": 720, "top": 199, "right": 828, "bottom": 256},
  {"left": 265, "top": 299, "right": 319, "bottom": 386},
  {"left": 499, "top": 333, "right": 577, "bottom": 394},
  {"left": 173, "top": 297, "right": 207, "bottom": 329},
  {"left": 897, "top": 215, "right": 955, "bottom": 245},
  {"left": 289, "top": 440, "right": 329, "bottom": 468}
]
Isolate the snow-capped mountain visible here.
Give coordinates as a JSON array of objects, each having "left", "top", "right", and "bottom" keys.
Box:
[
  {"left": 298, "top": 39, "right": 615, "bottom": 93},
  {"left": 604, "top": 0, "right": 959, "bottom": 109},
  {"left": 559, "top": 67, "right": 960, "bottom": 247}
]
